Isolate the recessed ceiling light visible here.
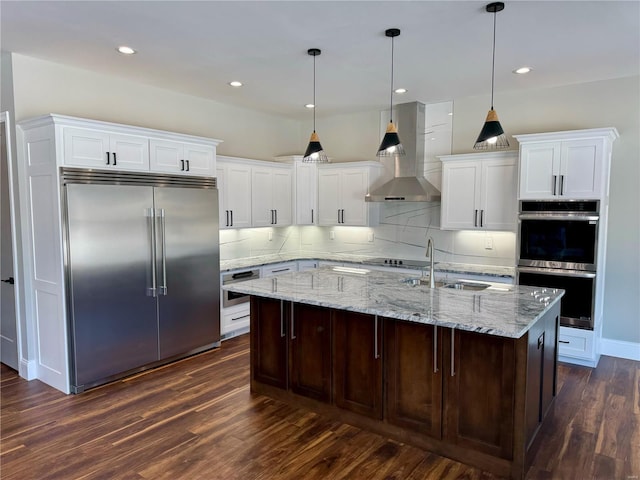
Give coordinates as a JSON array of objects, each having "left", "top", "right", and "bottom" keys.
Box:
[
  {"left": 117, "top": 46, "right": 136, "bottom": 55},
  {"left": 228, "top": 81, "right": 243, "bottom": 87},
  {"left": 305, "top": 103, "right": 315, "bottom": 109},
  {"left": 513, "top": 66, "right": 532, "bottom": 74},
  {"left": 394, "top": 88, "right": 408, "bottom": 94},
  {"left": 448, "top": 112, "right": 453, "bottom": 116}
]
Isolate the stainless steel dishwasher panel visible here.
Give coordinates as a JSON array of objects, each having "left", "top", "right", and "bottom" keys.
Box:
[
  {"left": 154, "top": 186, "right": 220, "bottom": 359},
  {"left": 66, "top": 183, "right": 159, "bottom": 388}
]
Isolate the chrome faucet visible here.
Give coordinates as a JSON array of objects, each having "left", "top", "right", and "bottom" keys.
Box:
[{"left": 425, "top": 237, "right": 436, "bottom": 289}]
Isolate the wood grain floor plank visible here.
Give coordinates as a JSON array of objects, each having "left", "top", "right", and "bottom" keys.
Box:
[{"left": 2, "top": 336, "right": 639, "bottom": 480}]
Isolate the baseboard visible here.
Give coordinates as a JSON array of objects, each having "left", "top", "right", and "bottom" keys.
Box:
[
  {"left": 599, "top": 338, "right": 640, "bottom": 361},
  {"left": 19, "top": 358, "right": 37, "bottom": 380},
  {"left": 558, "top": 354, "right": 599, "bottom": 368}
]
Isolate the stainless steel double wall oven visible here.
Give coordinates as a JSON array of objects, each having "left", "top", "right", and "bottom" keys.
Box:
[{"left": 517, "top": 200, "right": 599, "bottom": 330}]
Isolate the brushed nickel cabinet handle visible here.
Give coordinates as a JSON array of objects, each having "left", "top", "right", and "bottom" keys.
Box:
[
  {"left": 450, "top": 329, "right": 455, "bottom": 377},
  {"left": 433, "top": 325, "right": 438, "bottom": 373}
]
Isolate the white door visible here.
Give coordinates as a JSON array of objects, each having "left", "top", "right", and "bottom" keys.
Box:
[
  {"left": 518, "top": 142, "right": 561, "bottom": 199},
  {"left": 441, "top": 161, "right": 480, "bottom": 230},
  {"left": 340, "top": 168, "right": 368, "bottom": 226},
  {"left": 63, "top": 127, "right": 111, "bottom": 168},
  {"left": 272, "top": 169, "right": 292, "bottom": 226},
  {"left": 480, "top": 159, "right": 517, "bottom": 231},
  {"left": 560, "top": 139, "right": 603, "bottom": 198},
  {"left": 1, "top": 118, "right": 18, "bottom": 370},
  {"left": 225, "top": 164, "right": 252, "bottom": 228},
  {"left": 109, "top": 133, "right": 149, "bottom": 171},
  {"left": 149, "top": 139, "right": 183, "bottom": 173},
  {"left": 183, "top": 143, "right": 215, "bottom": 177},
  {"left": 317, "top": 170, "right": 341, "bottom": 225},
  {"left": 251, "top": 168, "right": 274, "bottom": 227},
  {"left": 295, "top": 162, "right": 317, "bottom": 225}
]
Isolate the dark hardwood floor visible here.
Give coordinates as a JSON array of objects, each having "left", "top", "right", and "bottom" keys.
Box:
[{"left": 1, "top": 334, "right": 638, "bottom": 480}]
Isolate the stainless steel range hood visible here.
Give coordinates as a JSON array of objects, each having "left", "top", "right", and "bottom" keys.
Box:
[{"left": 365, "top": 101, "right": 441, "bottom": 202}]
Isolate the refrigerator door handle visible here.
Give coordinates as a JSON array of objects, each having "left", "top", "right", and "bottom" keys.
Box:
[
  {"left": 158, "top": 208, "right": 168, "bottom": 296},
  {"left": 146, "top": 207, "right": 158, "bottom": 297}
]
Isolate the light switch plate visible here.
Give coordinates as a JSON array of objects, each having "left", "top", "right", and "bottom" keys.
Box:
[
  {"left": 485, "top": 235, "right": 493, "bottom": 250},
  {"left": 329, "top": 230, "right": 335, "bottom": 240}
]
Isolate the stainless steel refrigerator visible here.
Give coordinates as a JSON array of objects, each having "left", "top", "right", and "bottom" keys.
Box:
[{"left": 62, "top": 168, "right": 220, "bottom": 393}]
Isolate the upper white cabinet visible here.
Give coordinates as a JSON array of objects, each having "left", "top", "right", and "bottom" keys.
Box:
[
  {"left": 217, "top": 157, "right": 252, "bottom": 229},
  {"left": 63, "top": 127, "right": 149, "bottom": 171},
  {"left": 514, "top": 128, "right": 619, "bottom": 200},
  {"left": 440, "top": 151, "right": 518, "bottom": 231},
  {"left": 251, "top": 165, "right": 292, "bottom": 227},
  {"left": 149, "top": 139, "right": 215, "bottom": 176},
  {"left": 317, "top": 162, "right": 383, "bottom": 226},
  {"left": 51, "top": 114, "right": 221, "bottom": 176}
]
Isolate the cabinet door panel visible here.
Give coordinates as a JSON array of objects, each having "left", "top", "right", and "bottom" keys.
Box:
[
  {"left": 63, "top": 128, "right": 111, "bottom": 168},
  {"left": 445, "top": 329, "right": 515, "bottom": 459},
  {"left": 317, "top": 171, "right": 340, "bottom": 225},
  {"left": 385, "top": 319, "right": 442, "bottom": 438},
  {"left": 149, "top": 139, "right": 182, "bottom": 173},
  {"left": 251, "top": 168, "right": 273, "bottom": 227},
  {"left": 560, "top": 139, "right": 603, "bottom": 198},
  {"left": 225, "top": 165, "right": 252, "bottom": 228},
  {"left": 441, "top": 162, "right": 480, "bottom": 229},
  {"left": 480, "top": 160, "right": 517, "bottom": 230},
  {"left": 251, "top": 297, "right": 287, "bottom": 389},
  {"left": 333, "top": 310, "right": 382, "bottom": 419},
  {"left": 183, "top": 143, "right": 215, "bottom": 177},
  {"left": 295, "top": 162, "right": 317, "bottom": 225},
  {"left": 109, "top": 133, "right": 149, "bottom": 171},
  {"left": 340, "top": 169, "right": 368, "bottom": 226},
  {"left": 289, "top": 303, "right": 331, "bottom": 402},
  {"left": 272, "top": 169, "right": 292, "bottom": 226},
  {"left": 519, "top": 143, "right": 561, "bottom": 199}
]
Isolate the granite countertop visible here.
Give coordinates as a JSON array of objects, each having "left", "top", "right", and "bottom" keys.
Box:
[
  {"left": 220, "top": 253, "right": 515, "bottom": 281},
  {"left": 223, "top": 266, "right": 563, "bottom": 339}
]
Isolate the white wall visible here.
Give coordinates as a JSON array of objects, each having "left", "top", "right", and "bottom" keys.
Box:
[{"left": 10, "top": 54, "right": 303, "bottom": 161}]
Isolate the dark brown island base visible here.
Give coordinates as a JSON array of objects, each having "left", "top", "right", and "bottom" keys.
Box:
[{"left": 249, "top": 297, "right": 560, "bottom": 480}]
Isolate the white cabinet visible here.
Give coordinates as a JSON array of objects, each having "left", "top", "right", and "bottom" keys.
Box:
[
  {"left": 251, "top": 165, "right": 292, "bottom": 227},
  {"left": 295, "top": 159, "right": 318, "bottom": 225},
  {"left": 149, "top": 139, "right": 215, "bottom": 176},
  {"left": 217, "top": 157, "right": 252, "bottom": 229},
  {"left": 261, "top": 262, "right": 297, "bottom": 277},
  {"left": 220, "top": 302, "right": 251, "bottom": 338},
  {"left": 440, "top": 152, "right": 517, "bottom": 231},
  {"left": 557, "top": 326, "right": 596, "bottom": 366},
  {"left": 63, "top": 127, "right": 149, "bottom": 171},
  {"left": 297, "top": 260, "right": 319, "bottom": 271},
  {"left": 514, "top": 128, "right": 618, "bottom": 200},
  {"left": 317, "top": 162, "right": 383, "bottom": 226}
]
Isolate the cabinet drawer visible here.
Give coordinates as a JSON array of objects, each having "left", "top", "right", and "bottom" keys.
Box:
[
  {"left": 262, "top": 262, "right": 297, "bottom": 277},
  {"left": 558, "top": 327, "right": 594, "bottom": 359},
  {"left": 221, "top": 304, "right": 251, "bottom": 335}
]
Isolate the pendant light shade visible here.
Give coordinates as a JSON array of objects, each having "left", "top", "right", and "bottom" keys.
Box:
[
  {"left": 303, "top": 48, "right": 328, "bottom": 163},
  {"left": 474, "top": 2, "right": 509, "bottom": 150},
  {"left": 377, "top": 28, "right": 405, "bottom": 157}
]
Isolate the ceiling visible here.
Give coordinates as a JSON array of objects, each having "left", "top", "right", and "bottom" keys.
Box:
[{"left": 2, "top": 1, "right": 639, "bottom": 120}]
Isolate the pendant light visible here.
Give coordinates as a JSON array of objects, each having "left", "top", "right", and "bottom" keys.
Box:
[
  {"left": 377, "top": 28, "right": 405, "bottom": 157},
  {"left": 303, "top": 48, "right": 328, "bottom": 163},
  {"left": 474, "top": 2, "right": 509, "bottom": 150}
]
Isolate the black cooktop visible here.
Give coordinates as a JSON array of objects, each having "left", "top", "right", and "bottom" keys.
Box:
[{"left": 368, "top": 258, "right": 431, "bottom": 268}]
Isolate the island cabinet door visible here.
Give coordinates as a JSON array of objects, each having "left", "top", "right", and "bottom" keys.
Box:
[
  {"left": 385, "top": 320, "right": 443, "bottom": 439},
  {"left": 251, "top": 297, "right": 288, "bottom": 389},
  {"left": 289, "top": 303, "right": 332, "bottom": 402},
  {"left": 443, "top": 328, "right": 516, "bottom": 460},
  {"left": 333, "top": 311, "right": 383, "bottom": 419}
]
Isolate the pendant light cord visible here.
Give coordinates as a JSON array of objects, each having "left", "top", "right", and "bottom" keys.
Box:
[
  {"left": 313, "top": 53, "right": 317, "bottom": 132},
  {"left": 389, "top": 34, "right": 395, "bottom": 123},
  {"left": 490, "top": 8, "right": 497, "bottom": 110}
]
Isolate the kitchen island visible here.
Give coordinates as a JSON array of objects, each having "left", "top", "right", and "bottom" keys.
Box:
[{"left": 225, "top": 266, "right": 563, "bottom": 479}]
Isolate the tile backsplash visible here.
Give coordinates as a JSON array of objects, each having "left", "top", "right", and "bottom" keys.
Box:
[{"left": 219, "top": 202, "right": 516, "bottom": 267}]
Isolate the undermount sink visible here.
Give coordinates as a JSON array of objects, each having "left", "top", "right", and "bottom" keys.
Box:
[{"left": 401, "top": 277, "right": 491, "bottom": 291}]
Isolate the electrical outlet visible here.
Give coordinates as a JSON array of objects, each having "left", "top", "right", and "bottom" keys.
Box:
[
  {"left": 485, "top": 236, "right": 493, "bottom": 250},
  {"left": 368, "top": 232, "right": 374, "bottom": 242},
  {"left": 268, "top": 231, "right": 273, "bottom": 241},
  {"left": 329, "top": 230, "right": 335, "bottom": 240}
]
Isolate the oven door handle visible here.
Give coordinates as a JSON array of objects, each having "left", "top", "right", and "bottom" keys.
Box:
[
  {"left": 518, "top": 214, "right": 599, "bottom": 221},
  {"left": 518, "top": 266, "right": 596, "bottom": 278}
]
